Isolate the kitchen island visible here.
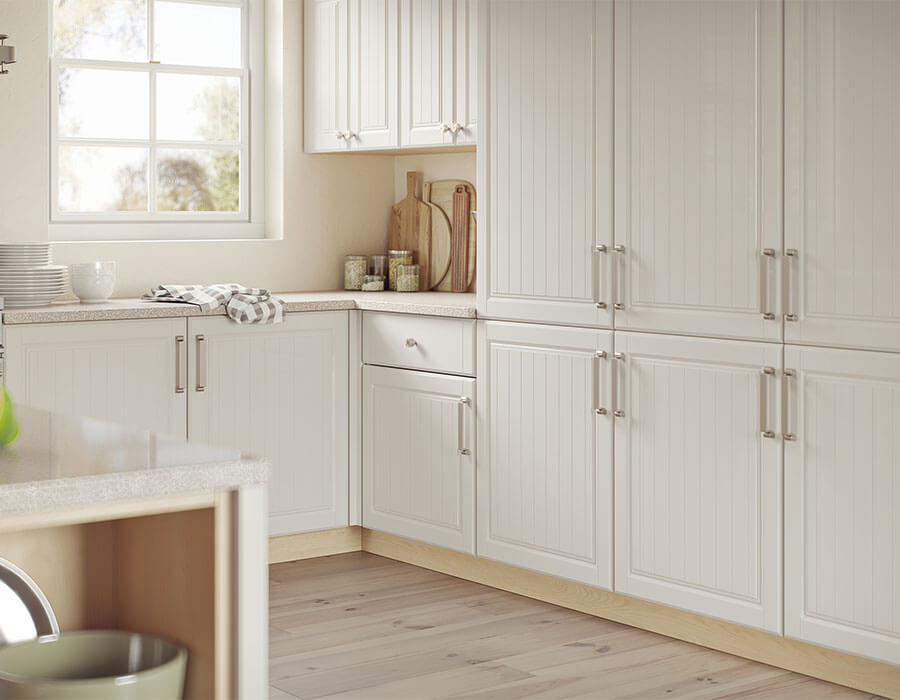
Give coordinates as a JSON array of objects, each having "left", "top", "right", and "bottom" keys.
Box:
[{"left": 0, "top": 403, "right": 270, "bottom": 699}]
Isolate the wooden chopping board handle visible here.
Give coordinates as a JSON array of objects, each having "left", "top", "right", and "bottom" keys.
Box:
[{"left": 405, "top": 171, "right": 417, "bottom": 199}]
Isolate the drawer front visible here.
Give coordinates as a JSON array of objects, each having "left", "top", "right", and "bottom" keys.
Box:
[{"left": 363, "top": 312, "right": 476, "bottom": 375}]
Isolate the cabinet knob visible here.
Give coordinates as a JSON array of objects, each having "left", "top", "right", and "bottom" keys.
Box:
[
  {"left": 440, "top": 122, "right": 451, "bottom": 133},
  {"left": 450, "top": 121, "right": 463, "bottom": 134},
  {"left": 335, "top": 131, "right": 346, "bottom": 140},
  {"left": 405, "top": 338, "right": 417, "bottom": 348},
  {"left": 346, "top": 131, "right": 358, "bottom": 140}
]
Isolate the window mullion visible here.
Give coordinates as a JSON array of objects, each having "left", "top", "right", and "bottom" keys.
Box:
[{"left": 149, "top": 64, "right": 157, "bottom": 215}]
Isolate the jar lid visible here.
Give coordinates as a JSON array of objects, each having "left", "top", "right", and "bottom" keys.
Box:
[
  {"left": 369, "top": 253, "right": 388, "bottom": 259},
  {"left": 388, "top": 249, "right": 413, "bottom": 256},
  {"left": 364, "top": 275, "right": 385, "bottom": 282},
  {"left": 345, "top": 254, "right": 367, "bottom": 260},
  {"left": 397, "top": 264, "right": 420, "bottom": 272}
]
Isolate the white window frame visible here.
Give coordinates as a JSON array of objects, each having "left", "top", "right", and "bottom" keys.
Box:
[{"left": 48, "top": 0, "right": 265, "bottom": 241}]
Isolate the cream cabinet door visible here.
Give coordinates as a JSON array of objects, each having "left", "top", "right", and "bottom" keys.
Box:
[
  {"left": 452, "top": 0, "right": 477, "bottom": 145},
  {"left": 187, "top": 313, "right": 349, "bottom": 536},
  {"left": 614, "top": 0, "right": 782, "bottom": 341},
  {"left": 784, "top": 345, "right": 900, "bottom": 666},
  {"left": 4, "top": 318, "right": 187, "bottom": 439},
  {"left": 785, "top": 1, "right": 900, "bottom": 352},
  {"left": 305, "top": 0, "right": 350, "bottom": 153},
  {"left": 477, "top": 321, "right": 613, "bottom": 587},
  {"left": 362, "top": 366, "right": 475, "bottom": 553},
  {"left": 614, "top": 332, "right": 782, "bottom": 633},
  {"left": 477, "top": 0, "right": 613, "bottom": 327}
]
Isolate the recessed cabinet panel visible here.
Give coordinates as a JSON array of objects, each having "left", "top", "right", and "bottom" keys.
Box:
[
  {"left": 785, "top": 1, "right": 900, "bottom": 351},
  {"left": 614, "top": 332, "right": 782, "bottom": 633},
  {"left": 478, "top": 0, "right": 613, "bottom": 327},
  {"left": 477, "top": 320, "right": 613, "bottom": 587},
  {"left": 305, "top": 0, "right": 350, "bottom": 153},
  {"left": 784, "top": 345, "right": 900, "bottom": 666},
  {"left": 614, "top": 0, "right": 783, "bottom": 341}
]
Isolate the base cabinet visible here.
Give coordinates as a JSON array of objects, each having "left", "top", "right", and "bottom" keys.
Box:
[
  {"left": 362, "top": 365, "right": 475, "bottom": 553},
  {"left": 477, "top": 320, "right": 613, "bottom": 588},
  {"left": 614, "top": 332, "right": 782, "bottom": 633},
  {"left": 784, "top": 345, "right": 900, "bottom": 666}
]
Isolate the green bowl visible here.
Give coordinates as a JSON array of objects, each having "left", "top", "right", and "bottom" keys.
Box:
[{"left": 0, "top": 630, "right": 187, "bottom": 699}]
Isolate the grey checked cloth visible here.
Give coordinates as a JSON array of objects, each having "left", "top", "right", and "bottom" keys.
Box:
[{"left": 142, "top": 284, "right": 284, "bottom": 324}]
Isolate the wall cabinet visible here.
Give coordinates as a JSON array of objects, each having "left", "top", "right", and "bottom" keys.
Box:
[
  {"left": 362, "top": 365, "right": 475, "bottom": 553},
  {"left": 4, "top": 318, "right": 188, "bottom": 439},
  {"left": 613, "top": 332, "right": 782, "bottom": 633},
  {"left": 477, "top": 320, "right": 613, "bottom": 587},
  {"left": 305, "top": 0, "right": 350, "bottom": 153},
  {"left": 476, "top": 0, "right": 613, "bottom": 328},
  {"left": 784, "top": 345, "right": 900, "bottom": 666}
]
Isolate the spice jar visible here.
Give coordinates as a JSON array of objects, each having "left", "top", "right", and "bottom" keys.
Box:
[
  {"left": 344, "top": 255, "right": 367, "bottom": 290},
  {"left": 388, "top": 250, "right": 413, "bottom": 290},
  {"left": 369, "top": 254, "right": 388, "bottom": 277},
  {"left": 396, "top": 264, "right": 420, "bottom": 292},
  {"left": 362, "top": 274, "right": 385, "bottom": 292}
]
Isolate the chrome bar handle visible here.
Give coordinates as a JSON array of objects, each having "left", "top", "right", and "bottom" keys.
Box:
[
  {"left": 760, "top": 366, "right": 775, "bottom": 438},
  {"left": 613, "top": 245, "right": 626, "bottom": 310},
  {"left": 196, "top": 334, "right": 207, "bottom": 392},
  {"left": 760, "top": 249, "right": 776, "bottom": 320},
  {"left": 594, "top": 350, "right": 608, "bottom": 415},
  {"left": 613, "top": 352, "right": 625, "bottom": 417},
  {"left": 784, "top": 249, "right": 798, "bottom": 322},
  {"left": 457, "top": 396, "right": 471, "bottom": 456},
  {"left": 594, "top": 244, "right": 608, "bottom": 310},
  {"left": 175, "top": 335, "right": 186, "bottom": 394},
  {"left": 783, "top": 369, "right": 797, "bottom": 441}
]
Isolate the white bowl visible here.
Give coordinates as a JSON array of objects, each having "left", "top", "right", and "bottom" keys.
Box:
[{"left": 70, "top": 261, "right": 116, "bottom": 303}]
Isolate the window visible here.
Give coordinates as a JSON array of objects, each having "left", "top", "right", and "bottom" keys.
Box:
[{"left": 49, "top": 0, "right": 264, "bottom": 240}]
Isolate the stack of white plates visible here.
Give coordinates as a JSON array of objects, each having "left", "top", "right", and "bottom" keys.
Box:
[{"left": 0, "top": 243, "right": 67, "bottom": 308}]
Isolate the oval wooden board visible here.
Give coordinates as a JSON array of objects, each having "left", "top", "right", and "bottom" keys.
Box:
[
  {"left": 423, "top": 183, "right": 452, "bottom": 289},
  {"left": 427, "top": 180, "right": 476, "bottom": 292}
]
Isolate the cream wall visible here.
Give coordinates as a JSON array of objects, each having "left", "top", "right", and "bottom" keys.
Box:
[{"left": 393, "top": 152, "right": 477, "bottom": 201}]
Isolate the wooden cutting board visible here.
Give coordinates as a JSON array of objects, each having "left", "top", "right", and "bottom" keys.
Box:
[
  {"left": 389, "top": 172, "right": 432, "bottom": 290},
  {"left": 427, "top": 180, "right": 476, "bottom": 292},
  {"left": 423, "top": 182, "right": 452, "bottom": 290}
]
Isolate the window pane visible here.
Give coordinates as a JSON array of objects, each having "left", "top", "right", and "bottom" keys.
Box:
[
  {"left": 58, "top": 146, "right": 149, "bottom": 213},
  {"left": 154, "top": 2, "right": 241, "bottom": 68},
  {"left": 156, "top": 74, "right": 240, "bottom": 143},
  {"left": 157, "top": 149, "right": 240, "bottom": 212},
  {"left": 53, "top": 0, "right": 147, "bottom": 61},
  {"left": 59, "top": 69, "right": 149, "bottom": 139}
]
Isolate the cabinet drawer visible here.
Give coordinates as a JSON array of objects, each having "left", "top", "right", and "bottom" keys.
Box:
[{"left": 363, "top": 312, "right": 475, "bottom": 375}]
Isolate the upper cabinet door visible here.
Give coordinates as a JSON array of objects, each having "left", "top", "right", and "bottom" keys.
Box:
[
  {"left": 785, "top": 2, "right": 900, "bottom": 352},
  {"left": 452, "top": 0, "right": 477, "bottom": 145},
  {"left": 348, "top": 0, "right": 398, "bottom": 150},
  {"left": 477, "top": 0, "right": 614, "bottom": 327},
  {"left": 614, "top": 1, "right": 783, "bottom": 342},
  {"left": 784, "top": 345, "right": 900, "bottom": 666},
  {"left": 305, "top": 0, "right": 350, "bottom": 152}
]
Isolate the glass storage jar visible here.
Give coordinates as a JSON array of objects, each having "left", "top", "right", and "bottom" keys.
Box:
[
  {"left": 396, "top": 264, "right": 420, "bottom": 292},
  {"left": 344, "top": 255, "right": 367, "bottom": 290},
  {"left": 388, "top": 250, "right": 413, "bottom": 290},
  {"left": 361, "top": 274, "right": 385, "bottom": 292},
  {"left": 369, "top": 254, "right": 388, "bottom": 277}
]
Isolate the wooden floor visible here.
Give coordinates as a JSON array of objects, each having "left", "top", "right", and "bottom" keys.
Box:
[{"left": 269, "top": 552, "right": 881, "bottom": 700}]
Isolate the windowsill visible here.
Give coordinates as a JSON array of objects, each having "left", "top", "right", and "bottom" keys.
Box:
[{"left": 49, "top": 221, "right": 270, "bottom": 243}]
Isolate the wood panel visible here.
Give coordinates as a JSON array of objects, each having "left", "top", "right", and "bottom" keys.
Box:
[
  {"left": 614, "top": 0, "right": 782, "bottom": 341},
  {"left": 477, "top": 0, "right": 613, "bottom": 327},
  {"left": 785, "top": 345, "right": 900, "bottom": 667},
  {"left": 348, "top": 0, "right": 397, "bottom": 149},
  {"left": 614, "top": 332, "right": 782, "bottom": 633},
  {"left": 305, "top": 0, "right": 349, "bottom": 152},
  {"left": 269, "top": 526, "right": 363, "bottom": 565},
  {"left": 477, "top": 321, "right": 613, "bottom": 587},
  {"left": 785, "top": 0, "right": 900, "bottom": 351}
]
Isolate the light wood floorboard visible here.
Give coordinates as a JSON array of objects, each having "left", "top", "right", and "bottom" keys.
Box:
[{"left": 269, "top": 553, "right": 882, "bottom": 700}]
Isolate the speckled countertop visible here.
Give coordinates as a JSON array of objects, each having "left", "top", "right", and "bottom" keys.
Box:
[
  {"left": 2, "top": 291, "right": 477, "bottom": 324},
  {"left": 0, "top": 404, "right": 269, "bottom": 515}
]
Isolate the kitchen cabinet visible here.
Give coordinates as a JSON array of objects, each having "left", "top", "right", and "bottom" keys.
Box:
[
  {"left": 613, "top": 0, "right": 782, "bottom": 342},
  {"left": 362, "top": 365, "right": 475, "bottom": 553},
  {"left": 784, "top": 345, "right": 900, "bottom": 666},
  {"left": 614, "top": 332, "right": 782, "bottom": 633},
  {"left": 476, "top": 0, "right": 613, "bottom": 328},
  {"left": 784, "top": 1, "right": 900, "bottom": 352},
  {"left": 399, "top": 0, "right": 476, "bottom": 147},
  {"left": 305, "top": 0, "right": 397, "bottom": 152},
  {"left": 4, "top": 318, "right": 188, "bottom": 439},
  {"left": 187, "top": 312, "right": 349, "bottom": 536},
  {"left": 477, "top": 320, "right": 613, "bottom": 587}
]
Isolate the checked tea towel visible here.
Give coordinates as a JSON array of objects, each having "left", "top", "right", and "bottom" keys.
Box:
[{"left": 143, "top": 284, "right": 284, "bottom": 324}]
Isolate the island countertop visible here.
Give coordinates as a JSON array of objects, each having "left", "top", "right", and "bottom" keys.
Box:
[{"left": 0, "top": 403, "right": 270, "bottom": 515}]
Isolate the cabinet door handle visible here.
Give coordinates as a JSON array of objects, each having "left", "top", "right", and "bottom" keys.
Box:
[
  {"left": 613, "top": 245, "right": 626, "bottom": 310},
  {"left": 783, "top": 369, "right": 796, "bottom": 441},
  {"left": 594, "top": 244, "right": 608, "bottom": 310},
  {"left": 405, "top": 338, "right": 417, "bottom": 348},
  {"left": 450, "top": 121, "right": 463, "bottom": 134},
  {"left": 457, "top": 396, "right": 471, "bottom": 456},
  {"left": 613, "top": 352, "right": 625, "bottom": 417},
  {"left": 593, "top": 350, "right": 608, "bottom": 415},
  {"left": 335, "top": 131, "right": 346, "bottom": 140},
  {"left": 175, "top": 335, "right": 186, "bottom": 394},
  {"left": 760, "top": 366, "right": 775, "bottom": 438},
  {"left": 440, "top": 122, "right": 451, "bottom": 133},
  {"left": 783, "top": 249, "right": 798, "bottom": 322},
  {"left": 759, "top": 249, "right": 776, "bottom": 320},
  {"left": 196, "top": 334, "right": 207, "bottom": 392}
]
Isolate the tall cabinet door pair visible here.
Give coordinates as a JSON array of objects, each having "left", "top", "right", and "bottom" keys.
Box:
[{"left": 477, "top": 0, "right": 900, "bottom": 665}]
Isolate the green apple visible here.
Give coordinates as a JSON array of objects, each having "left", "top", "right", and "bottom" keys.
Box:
[{"left": 0, "top": 387, "right": 19, "bottom": 446}]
